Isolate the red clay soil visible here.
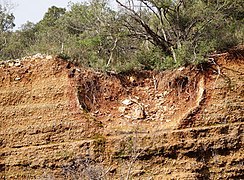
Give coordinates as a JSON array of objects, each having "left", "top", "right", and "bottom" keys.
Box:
[{"left": 0, "top": 47, "right": 243, "bottom": 179}]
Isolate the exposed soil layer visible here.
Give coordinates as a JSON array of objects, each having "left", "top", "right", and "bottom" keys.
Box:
[{"left": 0, "top": 47, "right": 243, "bottom": 179}]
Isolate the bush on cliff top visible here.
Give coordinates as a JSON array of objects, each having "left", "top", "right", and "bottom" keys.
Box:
[{"left": 0, "top": 0, "right": 243, "bottom": 72}]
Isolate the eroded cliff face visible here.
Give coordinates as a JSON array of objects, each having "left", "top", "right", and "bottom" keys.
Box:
[{"left": 0, "top": 48, "right": 243, "bottom": 179}]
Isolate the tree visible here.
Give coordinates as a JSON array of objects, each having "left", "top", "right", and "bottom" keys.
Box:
[
  {"left": 115, "top": 0, "right": 243, "bottom": 65},
  {"left": 0, "top": 3, "right": 15, "bottom": 32},
  {"left": 59, "top": 0, "right": 141, "bottom": 70},
  {"left": 0, "top": 2, "right": 15, "bottom": 60},
  {"left": 61, "top": 0, "right": 117, "bottom": 66},
  {"left": 37, "top": 6, "right": 66, "bottom": 28},
  {"left": 27, "top": 6, "right": 68, "bottom": 56}
]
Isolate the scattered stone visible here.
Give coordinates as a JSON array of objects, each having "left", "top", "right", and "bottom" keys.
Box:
[
  {"left": 118, "top": 106, "right": 127, "bottom": 113},
  {"left": 94, "top": 110, "right": 99, "bottom": 114},
  {"left": 132, "top": 105, "right": 146, "bottom": 119},
  {"left": 155, "top": 93, "right": 164, "bottom": 98},
  {"left": 122, "top": 99, "right": 133, "bottom": 106},
  {"left": 134, "top": 96, "right": 140, "bottom": 100},
  {"left": 124, "top": 115, "right": 131, "bottom": 119},
  {"left": 178, "top": 67, "right": 185, "bottom": 71},
  {"left": 0, "top": 62, "right": 5, "bottom": 68},
  {"left": 33, "top": 53, "right": 44, "bottom": 59},
  {"left": 14, "top": 61, "right": 21, "bottom": 67},
  {"left": 163, "top": 91, "right": 169, "bottom": 96},
  {"left": 162, "top": 106, "right": 167, "bottom": 111},
  {"left": 8, "top": 61, "right": 14, "bottom": 67},
  {"left": 129, "top": 76, "right": 136, "bottom": 83},
  {"left": 46, "top": 55, "right": 53, "bottom": 60}
]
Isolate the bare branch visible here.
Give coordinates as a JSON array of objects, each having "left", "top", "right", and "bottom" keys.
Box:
[
  {"left": 116, "top": 0, "right": 172, "bottom": 55},
  {"left": 107, "top": 37, "right": 118, "bottom": 66}
]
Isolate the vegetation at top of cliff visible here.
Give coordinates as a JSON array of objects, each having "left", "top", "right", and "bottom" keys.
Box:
[{"left": 0, "top": 0, "right": 243, "bottom": 72}]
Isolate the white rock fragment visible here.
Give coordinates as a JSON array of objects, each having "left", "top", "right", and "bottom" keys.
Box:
[
  {"left": 14, "top": 61, "right": 21, "bottom": 67},
  {"left": 8, "top": 61, "right": 14, "bottom": 67},
  {"left": 132, "top": 105, "right": 145, "bottom": 119},
  {"left": 122, "top": 99, "right": 133, "bottom": 106},
  {"left": 94, "top": 110, "right": 99, "bottom": 114},
  {"left": 134, "top": 96, "right": 140, "bottom": 100},
  {"left": 46, "top": 55, "right": 53, "bottom": 60},
  {"left": 0, "top": 62, "right": 5, "bottom": 67},
  {"left": 124, "top": 115, "right": 131, "bottom": 119},
  {"left": 178, "top": 67, "right": 185, "bottom": 71},
  {"left": 129, "top": 76, "right": 136, "bottom": 83},
  {"left": 33, "top": 53, "right": 44, "bottom": 59},
  {"left": 163, "top": 91, "right": 169, "bottom": 96},
  {"left": 118, "top": 106, "right": 127, "bottom": 113},
  {"left": 162, "top": 106, "right": 167, "bottom": 111}
]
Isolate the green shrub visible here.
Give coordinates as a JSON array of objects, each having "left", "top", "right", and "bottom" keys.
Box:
[{"left": 57, "top": 52, "right": 71, "bottom": 60}]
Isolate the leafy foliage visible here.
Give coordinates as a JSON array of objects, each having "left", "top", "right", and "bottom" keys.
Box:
[
  {"left": 116, "top": 0, "right": 243, "bottom": 67},
  {"left": 0, "top": 4, "right": 15, "bottom": 32},
  {"left": 0, "top": 0, "right": 243, "bottom": 71}
]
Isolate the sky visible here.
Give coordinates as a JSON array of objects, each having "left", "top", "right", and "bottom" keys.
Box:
[
  {"left": 1, "top": 0, "right": 120, "bottom": 30},
  {"left": 1, "top": 0, "right": 81, "bottom": 30}
]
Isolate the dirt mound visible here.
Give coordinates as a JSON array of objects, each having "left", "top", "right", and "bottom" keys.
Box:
[{"left": 0, "top": 48, "right": 243, "bottom": 179}]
